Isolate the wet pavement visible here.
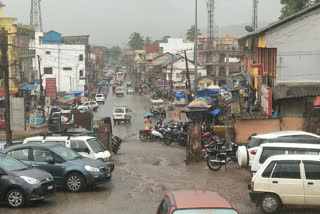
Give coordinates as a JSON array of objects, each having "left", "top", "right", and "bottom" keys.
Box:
[{"left": 1, "top": 86, "right": 320, "bottom": 214}]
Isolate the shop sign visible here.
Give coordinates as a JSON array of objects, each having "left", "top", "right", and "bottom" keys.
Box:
[
  {"left": 173, "top": 109, "right": 181, "bottom": 121},
  {"left": 46, "top": 78, "right": 57, "bottom": 98},
  {"left": 30, "top": 113, "right": 37, "bottom": 127},
  {"left": 45, "top": 97, "right": 51, "bottom": 107},
  {"left": 261, "top": 84, "right": 272, "bottom": 116}
]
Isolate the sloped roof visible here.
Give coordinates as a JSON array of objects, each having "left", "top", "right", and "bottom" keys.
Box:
[
  {"left": 240, "top": 2, "right": 320, "bottom": 41},
  {"left": 272, "top": 83, "right": 320, "bottom": 100},
  {"left": 152, "top": 52, "right": 173, "bottom": 66},
  {"left": 160, "top": 55, "right": 183, "bottom": 67}
]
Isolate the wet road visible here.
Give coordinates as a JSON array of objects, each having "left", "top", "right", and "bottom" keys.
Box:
[{"left": 1, "top": 86, "right": 320, "bottom": 214}]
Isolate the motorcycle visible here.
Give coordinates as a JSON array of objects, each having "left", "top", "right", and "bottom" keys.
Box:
[
  {"left": 139, "top": 129, "right": 165, "bottom": 142},
  {"left": 112, "top": 136, "right": 122, "bottom": 154},
  {"left": 205, "top": 142, "right": 239, "bottom": 171}
]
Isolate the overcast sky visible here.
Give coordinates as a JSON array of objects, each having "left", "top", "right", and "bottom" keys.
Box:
[{"left": 4, "top": 0, "right": 282, "bottom": 47}]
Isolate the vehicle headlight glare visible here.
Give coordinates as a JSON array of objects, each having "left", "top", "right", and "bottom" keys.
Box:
[
  {"left": 20, "top": 176, "right": 40, "bottom": 185},
  {"left": 84, "top": 165, "right": 100, "bottom": 173}
]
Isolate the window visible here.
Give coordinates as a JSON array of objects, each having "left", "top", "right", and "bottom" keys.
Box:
[
  {"left": 63, "top": 67, "right": 72, "bottom": 71},
  {"left": 44, "top": 67, "right": 53, "bottom": 75},
  {"left": 115, "top": 108, "right": 124, "bottom": 113},
  {"left": 79, "top": 70, "right": 84, "bottom": 77},
  {"left": 260, "top": 148, "right": 285, "bottom": 164},
  {"left": 33, "top": 149, "right": 53, "bottom": 162},
  {"left": 70, "top": 140, "right": 88, "bottom": 153},
  {"left": 25, "top": 141, "right": 42, "bottom": 144},
  {"left": 288, "top": 150, "right": 319, "bottom": 155},
  {"left": 7, "top": 149, "right": 29, "bottom": 161},
  {"left": 46, "top": 51, "right": 51, "bottom": 55},
  {"left": 79, "top": 54, "right": 84, "bottom": 61},
  {"left": 304, "top": 161, "right": 320, "bottom": 180},
  {"left": 45, "top": 141, "right": 65, "bottom": 146},
  {"left": 262, "top": 161, "right": 276, "bottom": 178},
  {"left": 272, "top": 161, "right": 301, "bottom": 179},
  {"left": 158, "top": 197, "right": 170, "bottom": 214}
]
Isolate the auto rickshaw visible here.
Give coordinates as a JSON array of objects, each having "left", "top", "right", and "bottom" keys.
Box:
[{"left": 150, "top": 99, "right": 166, "bottom": 118}]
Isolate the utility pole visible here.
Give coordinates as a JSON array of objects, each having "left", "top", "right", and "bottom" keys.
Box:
[
  {"left": 1, "top": 28, "right": 12, "bottom": 147},
  {"left": 194, "top": 0, "right": 198, "bottom": 89},
  {"left": 37, "top": 55, "right": 44, "bottom": 108},
  {"left": 184, "top": 50, "right": 192, "bottom": 102}
]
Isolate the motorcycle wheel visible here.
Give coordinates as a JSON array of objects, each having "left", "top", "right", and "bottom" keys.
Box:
[
  {"left": 139, "top": 133, "right": 148, "bottom": 142},
  {"left": 163, "top": 137, "right": 172, "bottom": 145},
  {"left": 207, "top": 156, "right": 222, "bottom": 171}
]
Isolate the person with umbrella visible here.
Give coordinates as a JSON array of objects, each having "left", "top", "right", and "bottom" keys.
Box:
[{"left": 144, "top": 113, "right": 154, "bottom": 130}]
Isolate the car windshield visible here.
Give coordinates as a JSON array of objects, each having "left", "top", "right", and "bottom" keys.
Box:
[
  {"left": 51, "top": 145, "right": 81, "bottom": 160},
  {"left": 0, "top": 155, "right": 29, "bottom": 171},
  {"left": 173, "top": 209, "right": 238, "bottom": 214},
  {"left": 87, "top": 138, "right": 106, "bottom": 153},
  {"left": 115, "top": 108, "right": 124, "bottom": 113},
  {"left": 96, "top": 94, "right": 103, "bottom": 97},
  {"left": 247, "top": 138, "right": 265, "bottom": 149}
]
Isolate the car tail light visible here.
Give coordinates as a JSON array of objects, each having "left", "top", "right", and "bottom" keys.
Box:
[
  {"left": 250, "top": 149, "right": 257, "bottom": 155},
  {"left": 250, "top": 181, "right": 254, "bottom": 191}
]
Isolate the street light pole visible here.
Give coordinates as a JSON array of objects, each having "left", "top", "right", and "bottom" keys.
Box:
[{"left": 194, "top": 0, "right": 198, "bottom": 90}]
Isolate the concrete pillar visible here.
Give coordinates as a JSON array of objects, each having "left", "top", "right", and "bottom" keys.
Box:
[{"left": 186, "top": 123, "right": 202, "bottom": 164}]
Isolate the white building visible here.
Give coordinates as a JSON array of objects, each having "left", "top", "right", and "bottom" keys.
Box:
[
  {"left": 162, "top": 56, "right": 206, "bottom": 84},
  {"left": 160, "top": 38, "right": 194, "bottom": 60},
  {"left": 31, "top": 31, "right": 86, "bottom": 93}
]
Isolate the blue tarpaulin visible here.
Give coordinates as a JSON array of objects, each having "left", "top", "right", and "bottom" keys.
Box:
[
  {"left": 67, "top": 91, "right": 83, "bottom": 95},
  {"left": 197, "top": 89, "right": 220, "bottom": 97},
  {"left": 211, "top": 109, "right": 221, "bottom": 117},
  {"left": 175, "top": 94, "right": 184, "bottom": 99},
  {"left": 19, "top": 84, "right": 37, "bottom": 91}
]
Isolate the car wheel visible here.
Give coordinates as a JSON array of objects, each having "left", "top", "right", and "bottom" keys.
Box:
[
  {"left": 260, "top": 194, "right": 282, "bottom": 214},
  {"left": 6, "top": 189, "right": 25, "bottom": 208},
  {"left": 66, "top": 172, "right": 85, "bottom": 192},
  {"left": 94, "top": 107, "right": 98, "bottom": 111}
]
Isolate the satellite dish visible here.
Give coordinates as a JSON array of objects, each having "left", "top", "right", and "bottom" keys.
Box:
[{"left": 245, "top": 26, "right": 254, "bottom": 32}]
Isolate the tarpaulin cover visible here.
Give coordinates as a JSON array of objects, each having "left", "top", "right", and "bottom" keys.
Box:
[
  {"left": 197, "top": 89, "right": 220, "bottom": 97},
  {"left": 19, "top": 84, "right": 37, "bottom": 91},
  {"left": 175, "top": 94, "right": 184, "bottom": 99},
  {"left": 211, "top": 109, "right": 221, "bottom": 117},
  {"left": 67, "top": 91, "right": 83, "bottom": 95}
]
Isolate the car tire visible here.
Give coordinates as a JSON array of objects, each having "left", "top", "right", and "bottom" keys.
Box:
[
  {"left": 93, "top": 107, "right": 98, "bottom": 112},
  {"left": 260, "top": 194, "right": 282, "bottom": 214},
  {"left": 66, "top": 172, "right": 86, "bottom": 192},
  {"left": 6, "top": 189, "right": 25, "bottom": 208}
]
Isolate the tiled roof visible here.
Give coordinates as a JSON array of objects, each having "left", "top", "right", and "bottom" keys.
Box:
[{"left": 272, "top": 83, "right": 320, "bottom": 100}]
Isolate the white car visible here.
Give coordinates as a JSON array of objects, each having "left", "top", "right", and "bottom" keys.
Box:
[
  {"left": 113, "top": 106, "right": 131, "bottom": 124},
  {"left": 237, "top": 131, "right": 320, "bottom": 170},
  {"left": 115, "top": 87, "right": 124, "bottom": 96},
  {"left": 249, "top": 155, "right": 320, "bottom": 214},
  {"left": 77, "top": 101, "right": 99, "bottom": 112},
  {"left": 95, "top": 94, "right": 105, "bottom": 104},
  {"left": 23, "top": 136, "right": 111, "bottom": 162}
]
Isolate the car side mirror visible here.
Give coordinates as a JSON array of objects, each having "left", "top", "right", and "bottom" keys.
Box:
[
  {"left": 0, "top": 168, "right": 7, "bottom": 176},
  {"left": 84, "top": 148, "right": 90, "bottom": 154},
  {"left": 46, "top": 157, "right": 55, "bottom": 164}
]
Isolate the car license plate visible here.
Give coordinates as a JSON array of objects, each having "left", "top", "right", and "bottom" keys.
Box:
[{"left": 48, "top": 185, "right": 53, "bottom": 190}]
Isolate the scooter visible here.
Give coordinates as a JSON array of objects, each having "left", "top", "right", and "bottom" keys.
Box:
[{"left": 139, "top": 129, "right": 165, "bottom": 142}]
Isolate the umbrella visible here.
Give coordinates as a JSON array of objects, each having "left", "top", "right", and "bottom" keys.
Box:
[{"left": 144, "top": 113, "right": 155, "bottom": 118}]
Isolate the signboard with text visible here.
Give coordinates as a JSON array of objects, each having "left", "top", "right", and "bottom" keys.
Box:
[
  {"left": 46, "top": 78, "right": 57, "bottom": 98},
  {"left": 261, "top": 84, "right": 272, "bottom": 117}
]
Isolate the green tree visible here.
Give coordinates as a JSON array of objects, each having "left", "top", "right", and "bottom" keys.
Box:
[
  {"left": 110, "top": 46, "right": 122, "bottom": 59},
  {"left": 186, "top": 25, "right": 201, "bottom": 42},
  {"left": 279, "top": 0, "right": 320, "bottom": 19},
  {"left": 128, "top": 32, "right": 144, "bottom": 50},
  {"left": 145, "top": 36, "right": 152, "bottom": 45}
]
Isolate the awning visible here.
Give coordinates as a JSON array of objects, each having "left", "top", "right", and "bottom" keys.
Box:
[
  {"left": 19, "top": 84, "right": 37, "bottom": 91},
  {"left": 0, "top": 90, "right": 18, "bottom": 96},
  {"left": 66, "top": 91, "right": 83, "bottom": 95}
]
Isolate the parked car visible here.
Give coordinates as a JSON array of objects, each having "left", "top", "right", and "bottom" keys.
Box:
[
  {"left": 113, "top": 106, "right": 132, "bottom": 124},
  {"left": 22, "top": 136, "right": 112, "bottom": 163},
  {"left": 237, "top": 131, "right": 320, "bottom": 170},
  {"left": 157, "top": 190, "right": 239, "bottom": 214},
  {"left": 115, "top": 87, "right": 124, "bottom": 96},
  {"left": 0, "top": 154, "right": 56, "bottom": 208},
  {"left": 249, "top": 155, "right": 320, "bottom": 214},
  {"left": 127, "top": 87, "right": 134, "bottom": 95},
  {"left": 95, "top": 94, "right": 105, "bottom": 104},
  {"left": 0, "top": 141, "right": 22, "bottom": 152},
  {"left": 77, "top": 101, "right": 99, "bottom": 112},
  {"left": 3, "top": 144, "right": 113, "bottom": 192},
  {"left": 246, "top": 142, "right": 320, "bottom": 175}
]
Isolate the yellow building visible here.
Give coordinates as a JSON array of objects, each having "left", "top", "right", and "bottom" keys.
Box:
[{"left": 0, "top": 2, "right": 18, "bottom": 92}]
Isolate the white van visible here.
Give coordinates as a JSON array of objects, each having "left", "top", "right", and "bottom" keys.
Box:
[
  {"left": 250, "top": 142, "right": 320, "bottom": 175},
  {"left": 237, "top": 131, "right": 320, "bottom": 169},
  {"left": 249, "top": 155, "right": 320, "bottom": 213},
  {"left": 23, "top": 136, "right": 111, "bottom": 162}
]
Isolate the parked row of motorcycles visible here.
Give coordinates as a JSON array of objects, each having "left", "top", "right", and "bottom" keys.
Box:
[
  {"left": 139, "top": 119, "right": 188, "bottom": 147},
  {"left": 201, "top": 132, "right": 239, "bottom": 171}
]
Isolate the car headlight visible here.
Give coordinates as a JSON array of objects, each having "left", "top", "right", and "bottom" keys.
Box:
[
  {"left": 84, "top": 165, "right": 100, "bottom": 173},
  {"left": 20, "top": 176, "right": 40, "bottom": 185}
]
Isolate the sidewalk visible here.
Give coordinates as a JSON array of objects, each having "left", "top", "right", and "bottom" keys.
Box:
[{"left": 0, "top": 123, "right": 48, "bottom": 141}]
